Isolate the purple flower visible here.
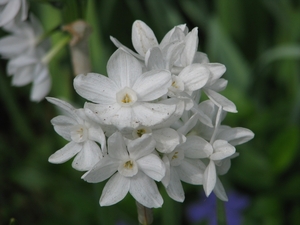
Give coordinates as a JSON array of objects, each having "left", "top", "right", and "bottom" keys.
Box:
[{"left": 187, "top": 191, "right": 249, "bottom": 225}]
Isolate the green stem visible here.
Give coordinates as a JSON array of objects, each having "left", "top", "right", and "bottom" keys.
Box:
[
  {"left": 42, "top": 35, "right": 71, "bottom": 64},
  {"left": 136, "top": 201, "right": 153, "bottom": 225},
  {"left": 217, "top": 199, "right": 227, "bottom": 225},
  {"left": 35, "top": 24, "right": 61, "bottom": 47}
]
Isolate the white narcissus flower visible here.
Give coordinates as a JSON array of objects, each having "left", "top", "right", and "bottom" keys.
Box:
[
  {"left": 7, "top": 47, "right": 51, "bottom": 102},
  {"left": 0, "top": 14, "right": 52, "bottom": 102},
  {"left": 161, "top": 137, "right": 205, "bottom": 202},
  {"left": 0, "top": 0, "right": 28, "bottom": 27},
  {"left": 184, "top": 135, "right": 236, "bottom": 198},
  {"left": 74, "top": 48, "right": 177, "bottom": 130},
  {"left": 47, "top": 97, "right": 106, "bottom": 171},
  {"left": 0, "top": 14, "right": 43, "bottom": 58},
  {"left": 82, "top": 132, "right": 165, "bottom": 208}
]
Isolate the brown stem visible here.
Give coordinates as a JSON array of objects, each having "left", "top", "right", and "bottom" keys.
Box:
[{"left": 136, "top": 201, "right": 153, "bottom": 225}]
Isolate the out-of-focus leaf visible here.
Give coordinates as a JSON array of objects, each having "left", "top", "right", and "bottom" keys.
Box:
[
  {"left": 268, "top": 126, "right": 299, "bottom": 174},
  {"left": 207, "top": 17, "right": 251, "bottom": 92},
  {"left": 257, "top": 45, "right": 300, "bottom": 69}
]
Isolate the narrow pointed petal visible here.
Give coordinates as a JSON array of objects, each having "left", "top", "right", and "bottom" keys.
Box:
[
  {"left": 211, "top": 140, "right": 235, "bottom": 160},
  {"left": 110, "top": 36, "right": 144, "bottom": 60},
  {"left": 204, "top": 89, "right": 237, "bottom": 113},
  {"left": 193, "top": 51, "right": 209, "bottom": 63},
  {"left": 108, "top": 132, "right": 128, "bottom": 160},
  {"left": 0, "top": 36, "right": 28, "bottom": 57},
  {"left": 217, "top": 127, "right": 254, "bottom": 146},
  {"left": 183, "top": 136, "right": 213, "bottom": 158},
  {"left": 132, "top": 69, "right": 171, "bottom": 101},
  {"left": 165, "top": 167, "right": 185, "bottom": 202},
  {"left": 132, "top": 102, "right": 176, "bottom": 128},
  {"left": 88, "top": 124, "right": 106, "bottom": 149},
  {"left": 145, "top": 47, "right": 165, "bottom": 70},
  {"left": 137, "top": 154, "right": 165, "bottom": 181},
  {"left": 179, "top": 64, "right": 210, "bottom": 91},
  {"left": 0, "top": 0, "right": 21, "bottom": 27},
  {"left": 82, "top": 156, "right": 119, "bottom": 183},
  {"left": 177, "top": 159, "right": 204, "bottom": 184},
  {"left": 209, "top": 78, "right": 228, "bottom": 92},
  {"left": 107, "top": 49, "right": 143, "bottom": 87},
  {"left": 127, "top": 134, "right": 155, "bottom": 159},
  {"left": 49, "top": 141, "right": 81, "bottom": 164},
  {"left": 129, "top": 171, "right": 163, "bottom": 208},
  {"left": 203, "top": 160, "right": 216, "bottom": 196},
  {"left": 100, "top": 173, "right": 130, "bottom": 206},
  {"left": 132, "top": 20, "right": 158, "bottom": 57},
  {"left": 153, "top": 128, "right": 182, "bottom": 153},
  {"left": 213, "top": 178, "right": 228, "bottom": 201},
  {"left": 181, "top": 27, "right": 198, "bottom": 66},
  {"left": 74, "top": 73, "right": 117, "bottom": 104},
  {"left": 72, "top": 140, "right": 102, "bottom": 171},
  {"left": 30, "top": 76, "right": 51, "bottom": 102},
  {"left": 206, "top": 63, "right": 226, "bottom": 83}
]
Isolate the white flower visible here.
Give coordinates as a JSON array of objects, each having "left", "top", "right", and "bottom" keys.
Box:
[
  {"left": 47, "top": 97, "right": 106, "bottom": 171},
  {"left": 184, "top": 135, "right": 236, "bottom": 197},
  {"left": 0, "top": 14, "right": 43, "bottom": 58},
  {"left": 74, "top": 48, "right": 177, "bottom": 130},
  {"left": 7, "top": 46, "right": 51, "bottom": 102},
  {"left": 111, "top": 20, "right": 200, "bottom": 75},
  {"left": 0, "top": 0, "right": 28, "bottom": 27},
  {"left": 162, "top": 137, "right": 205, "bottom": 202},
  {"left": 82, "top": 132, "right": 165, "bottom": 208}
]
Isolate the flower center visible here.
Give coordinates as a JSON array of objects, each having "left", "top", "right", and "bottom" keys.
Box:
[
  {"left": 168, "top": 75, "right": 184, "bottom": 93},
  {"left": 168, "top": 148, "right": 184, "bottom": 166},
  {"left": 116, "top": 87, "right": 138, "bottom": 107},
  {"left": 132, "top": 126, "right": 152, "bottom": 138},
  {"left": 70, "top": 124, "right": 88, "bottom": 143},
  {"left": 118, "top": 159, "right": 138, "bottom": 177}
]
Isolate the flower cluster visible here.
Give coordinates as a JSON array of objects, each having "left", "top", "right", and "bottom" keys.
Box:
[
  {"left": 48, "top": 20, "right": 254, "bottom": 208},
  {"left": 0, "top": 0, "right": 51, "bottom": 102}
]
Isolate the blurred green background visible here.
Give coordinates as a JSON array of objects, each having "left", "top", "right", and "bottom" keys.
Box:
[{"left": 1, "top": 0, "right": 300, "bottom": 224}]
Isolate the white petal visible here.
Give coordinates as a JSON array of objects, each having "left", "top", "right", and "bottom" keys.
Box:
[
  {"left": 30, "top": 75, "right": 51, "bottom": 102},
  {"left": 74, "top": 73, "right": 117, "bottom": 104},
  {"left": 108, "top": 131, "right": 128, "bottom": 160},
  {"left": 11, "top": 66, "right": 33, "bottom": 86},
  {"left": 165, "top": 167, "right": 185, "bottom": 202},
  {"left": 181, "top": 27, "right": 198, "bottom": 66},
  {"left": 48, "top": 141, "right": 81, "bottom": 164},
  {"left": 0, "top": 0, "right": 21, "bottom": 27},
  {"left": 179, "top": 64, "right": 210, "bottom": 91},
  {"left": 88, "top": 124, "right": 106, "bottom": 150},
  {"left": 161, "top": 155, "right": 171, "bottom": 186},
  {"left": 100, "top": 173, "right": 130, "bottom": 206},
  {"left": 72, "top": 140, "right": 102, "bottom": 171},
  {"left": 177, "top": 159, "right": 203, "bottom": 185},
  {"left": 0, "top": 35, "right": 29, "bottom": 57},
  {"left": 203, "top": 160, "right": 216, "bottom": 196},
  {"left": 191, "top": 105, "right": 213, "bottom": 127},
  {"left": 153, "top": 128, "right": 182, "bottom": 153},
  {"left": 132, "top": 102, "right": 176, "bottom": 127},
  {"left": 129, "top": 171, "right": 163, "bottom": 208},
  {"left": 132, "top": 20, "right": 158, "bottom": 57},
  {"left": 211, "top": 140, "right": 235, "bottom": 161},
  {"left": 110, "top": 36, "right": 144, "bottom": 60},
  {"left": 137, "top": 154, "right": 165, "bottom": 181},
  {"left": 176, "top": 112, "right": 199, "bottom": 135},
  {"left": 183, "top": 135, "right": 213, "bottom": 158},
  {"left": 193, "top": 51, "right": 209, "bottom": 63},
  {"left": 127, "top": 133, "right": 155, "bottom": 158},
  {"left": 206, "top": 63, "right": 226, "bottom": 83},
  {"left": 217, "top": 127, "right": 254, "bottom": 146},
  {"left": 213, "top": 178, "right": 228, "bottom": 201},
  {"left": 216, "top": 158, "right": 231, "bottom": 175},
  {"left": 107, "top": 49, "right": 143, "bottom": 87},
  {"left": 132, "top": 69, "right": 171, "bottom": 101},
  {"left": 209, "top": 78, "right": 228, "bottom": 92},
  {"left": 204, "top": 89, "right": 237, "bottom": 113},
  {"left": 145, "top": 47, "right": 165, "bottom": 70},
  {"left": 46, "top": 97, "right": 79, "bottom": 121},
  {"left": 82, "top": 156, "right": 119, "bottom": 183}
]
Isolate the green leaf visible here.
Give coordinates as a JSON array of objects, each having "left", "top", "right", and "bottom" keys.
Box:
[{"left": 269, "top": 126, "right": 300, "bottom": 173}]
